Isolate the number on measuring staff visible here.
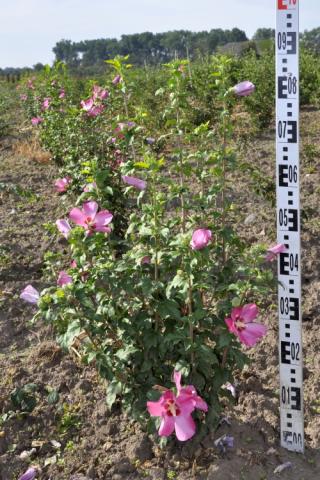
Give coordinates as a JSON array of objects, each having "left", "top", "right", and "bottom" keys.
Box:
[
  {"left": 278, "top": 209, "right": 298, "bottom": 230},
  {"left": 279, "top": 165, "right": 298, "bottom": 187},
  {"left": 277, "top": 32, "right": 297, "bottom": 54},
  {"left": 277, "top": 120, "right": 297, "bottom": 143},
  {"left": 283, "top": 431, "right": 303, "bottom": 448},
  {"left": 281, "top": 384, "right": 301, "bottom": 410},
  {"left": 281, "top": 341, "right": 300, "bottom": 362},
  {"left": 279, "top": 296, "right": 299, "bottom": 320},
  {"left": 279, "top": 252, "right": 299, "bottom": 274},
  {"left": 278, "top": 76, "right": 298, "bottom": 98}
]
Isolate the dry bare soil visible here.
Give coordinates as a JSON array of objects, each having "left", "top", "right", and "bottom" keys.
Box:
[{"left": 0, "top": 108, "right": 319, "bottom": 480}]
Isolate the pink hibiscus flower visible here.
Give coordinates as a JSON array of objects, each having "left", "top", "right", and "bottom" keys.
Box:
[
  {"left": 69, "top": 201, "right": 113, "bottom": 236},
  {"left": 56, "top": 219, "right": 72, "bottom": 238},
  {"left": 20, "top": 285, "right": 40, "bottom": 304},
  {"left": 31, "top": 117, "right": 43, "bottom": 126},
  {"left": 57, "top": 271, "right": 73, "bottom": 286},
  {"left": 18, "top": 467, "right": 37, "bottom": 480},
  {"left": 27, "top": 80, "right": 35, "bottom": 90},
  {"left": 42, "top": 97, "right": 51, "bottom": 110},
  {"left": 147, "top": 370, "right": 207, "bottom": 441},
  {"left": 122, "top": 175, "right": 146, "bottom": 190},
  {"left": 190, "top": 229, "right": 212, "bottom": 250},
  {"left": 80, "top": 98, "right": 94, "bottom": 112},
  {"left": 265, "top": 243, "right": 287, "bottom": 261},
  {"left": 92, "top": 85, "right": 109, "bottom": 100},
  {"left": 112, "top": 75, "right": 122, "bottom": 85},
  {"left": 232, "top": 81, "right": 255, "bottom": 97},
  {"left": 225, "top": 304, "right": 267, "bottom": 347},
  {"left": 87, "top": 104, "right": 105, "bottom": 117},
  {"left": 54, "top": 177, "right": 71, "bottom": 193},
  {"left": 141, "top": 256, "right": 151, "bottom": 265},
  {"left": 83, "top": 182, "right": 97, "bottom": 192}
]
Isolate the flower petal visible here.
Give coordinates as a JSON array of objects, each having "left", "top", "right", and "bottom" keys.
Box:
[
  {"left": 94, "top": 210, "right": 113, "bottom": 226},
  {"left": 174, "top": 413, "right": 196, "bottom": 441},
  {"left": 230, "top": 307, "right": 242, "bottom": 322},
  {"left": 241, "top": 304, "right": 259, "bottom": 323},
  {"left": 225, "top": 317, "right": 237, "bottom": 334},
  {"left": 83, "top": 201, "right": 99, "bottom": 218},
  {"left": 238, "top": 322, "right": 268, "bottom": 347},
  {"left": 69, "top": 208, "right": 87, "bottom": 226},
  {"left": 147, "top": 399, "right": 164, "bottom": 417},
  {"left": 56, "top": 219, "right": 71, "bottom": 238},
  {"left": 178, "top": 386, "right": 208, "bottom": 412},
  {"left": 173, "top": 370, "right": 182, "bottom": 393},
  {"left": 94, "top": 225, "right": 111, "bottom": 234},
  {"left": 159, "top": 415, "right": 175, "bottom": 437}
]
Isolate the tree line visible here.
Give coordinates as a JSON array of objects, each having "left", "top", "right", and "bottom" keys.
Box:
[
  {"left": 1, "top": 27, "right": 319, "bottom": 75},
  {"left": 52, "top": 29, "right": 248, "bottom": 67}
]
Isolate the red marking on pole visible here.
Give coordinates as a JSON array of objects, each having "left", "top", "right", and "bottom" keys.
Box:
[{"left": 278, "top": 0, "right": 287, "bottom": 9}]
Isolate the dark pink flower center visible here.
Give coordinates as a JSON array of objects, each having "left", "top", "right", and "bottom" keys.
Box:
[
  {"left": 85, "top": 216, "right": 96, "bottom": 228},
  {"left": 234, "top": 314, "right": 246, "bottom": 331},
  {"left": 164, "top": 399, "right": 181, "bottom": 417}
]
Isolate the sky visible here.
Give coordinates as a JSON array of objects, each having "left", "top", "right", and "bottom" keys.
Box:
[{"left": 0, "top": 0, "right": 319, "bottom": 68}]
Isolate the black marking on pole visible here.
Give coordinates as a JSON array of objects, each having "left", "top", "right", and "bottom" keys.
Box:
[
  {"left": 285, "top": 324, "right": 290, "bottom": 329},
  {"left": 289, "top": 279, "right": 294, "bottom": 285},
  {"left": 291, "top": 369, "right": 296, "bottom": 374},
  {"left": 284, "top": 235, "right": 289, "bottom": 240},
  {"left": 281, "top": 341, "right": 291, "bottom": 364},
  {"left": 287, "top": 23, "right": 292, "bottom": 28},
  {"left": 288, "top": 191, "right": 293, "bottom": 196},
  {"left": 291, "top": 378, "right": 296, "bottom": 383},
  {"left": 290, "top": 288, "right": 294, "bottom": 294},
  {"left": 287, "top": 422, "right": 293, "bottom": 427},
  {"left": 285, "top": 332, "right": 290, "bottom": 338},
  {"left": 291, "top": 388, "right": 301, "bottom": 410},
  {"left": 283, "top": 146, "right": 288, "bottom": 151},
  {"left": 287, "top": 413, "right": 292, "bottom": 418}
]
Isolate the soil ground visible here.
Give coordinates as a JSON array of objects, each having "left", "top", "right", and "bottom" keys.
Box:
[{"left": 0, "top": 106, "right": 319, "bottom": 480}]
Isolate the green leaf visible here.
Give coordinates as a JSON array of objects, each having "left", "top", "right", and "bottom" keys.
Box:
[
  {"left": 115, "top": 345, "right": 138, "bottom": 361},
  {"left": 218, "top": 333, "right": 232, "bottom": 348},
  {"left": 158, "top": 300, "right": 181, "bottom": 320},
  {"left": 47, "top": 390, "right": 60, "bottom": 405},
  {"left": 106, "top": 380, "right": 122, "bottom": 408}
]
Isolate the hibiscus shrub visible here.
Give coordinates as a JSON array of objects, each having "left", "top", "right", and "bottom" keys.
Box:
[{"left": 20, "top": 57, "right": 279, "bottom": 441}]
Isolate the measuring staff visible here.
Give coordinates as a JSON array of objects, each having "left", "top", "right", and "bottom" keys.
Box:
[{"left": 276, "top": 0, "right": 304, "bottom": 453}]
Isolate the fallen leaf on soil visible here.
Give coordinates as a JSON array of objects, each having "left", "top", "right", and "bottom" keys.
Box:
[
  {"left": 274, "top": 461, "right": 292, "bottom": 473},
  {"left": 266, "top": 447, "right": 277, "bottom": 455},
  {"left": 44, "top": 454, "right": 57, "bottom": 466},
  {"left": 31, "top": 440, "right": 45, "bottom": 448},
  {"left": 19, "top": 448, "right": 36, "bottom": 460}
]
